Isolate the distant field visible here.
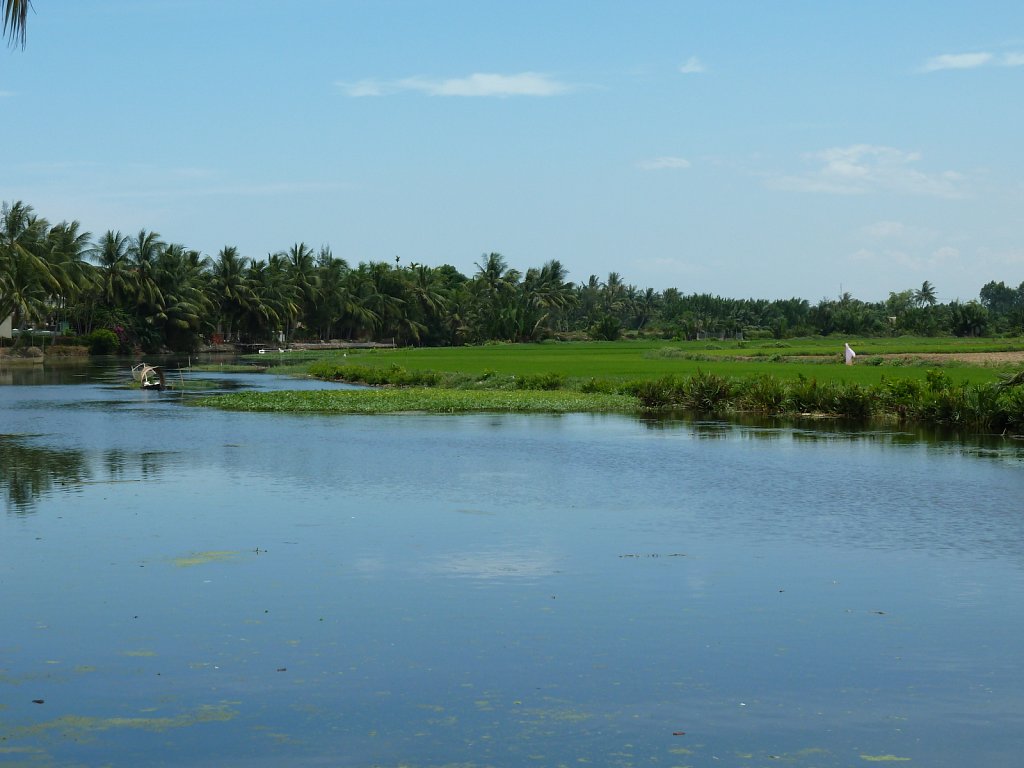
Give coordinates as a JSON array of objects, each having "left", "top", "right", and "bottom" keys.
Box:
[{"left": 271, "top": 337, "right": 1024, "bottom": 387}]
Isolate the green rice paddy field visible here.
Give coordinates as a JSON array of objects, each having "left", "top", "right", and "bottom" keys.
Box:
[{"left": 277, "top": 337, "right": 1024, "bottom": 387}]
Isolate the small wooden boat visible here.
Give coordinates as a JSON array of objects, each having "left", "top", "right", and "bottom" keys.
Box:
[{"left": 131, "top": 363, "right": 166, "bottom": 390}]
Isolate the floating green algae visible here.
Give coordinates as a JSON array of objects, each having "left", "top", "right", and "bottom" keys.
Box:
[
  {"left": 172, "top": 550, "right": 239, "bottom": 567},
  {"left": 5, "top": 703, "right": 237, "bottom": 740},
  {"left": 861, "top": 756, "right": 911, "bottom": 762}
]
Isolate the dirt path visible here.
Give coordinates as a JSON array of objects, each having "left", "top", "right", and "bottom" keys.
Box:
[
  {"left": 781, "top": 351, "right": 1024, "bottom": 366},
  {"left": 874, "top": 351, "right": 1024, "bottom": 365}
]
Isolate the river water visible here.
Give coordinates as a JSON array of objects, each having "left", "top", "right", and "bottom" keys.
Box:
[{"left": 2, "top": 360, "right": 1023, "bottom": 767}]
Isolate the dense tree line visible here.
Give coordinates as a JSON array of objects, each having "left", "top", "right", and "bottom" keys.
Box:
[{"left": 2, "top": 201, "right": 1023, "bottom": 353}]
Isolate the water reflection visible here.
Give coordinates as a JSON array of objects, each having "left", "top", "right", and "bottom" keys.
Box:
[
  {"left": 0, "top": 436, "right": 181, "bottom": 514},
  {"left": 0, "top": 435, "right": 90, "bottom": 513},
  {"left": 640, "top": 411, "right": 1024, "bottom": 464},
  {"left": 0, "top": 357, "right": 114, "bottom": 386}
]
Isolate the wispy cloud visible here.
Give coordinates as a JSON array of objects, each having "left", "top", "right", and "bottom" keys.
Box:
[
  {"left": 338, "top": 72, "right": 572, "bottom": 98},
  {"left": 851, "top": 245, "right": 961, "bottom": 272},
  {"left": 921, "top": 52, "right": 993, "bottom": 72},
  {"left": 853, "top": 220, "right": 962, "bottom": 272},
  {"left": 861, "top": 220, "right": 938, "bottom": 244},
  {"left": 768, "top": 144, "right": 966, "bottom": 198},
  {"left": 638, "top": 156, "right": 691, "bottom": 171},
  {"left": 678, "top": 56, "right": 705, "bottom": 74},
  {"left": 920, "top": 50, "right": 1024, "bottom": 72}
]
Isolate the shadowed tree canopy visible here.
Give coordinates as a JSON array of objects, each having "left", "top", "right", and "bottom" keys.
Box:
[{"left": 3, "top": 0, "right": 31, "bottom": 48}]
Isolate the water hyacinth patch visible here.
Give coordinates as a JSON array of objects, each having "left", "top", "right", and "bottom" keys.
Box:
[{"left": 193, "top": 388, "right": 636, "bottom": 414}]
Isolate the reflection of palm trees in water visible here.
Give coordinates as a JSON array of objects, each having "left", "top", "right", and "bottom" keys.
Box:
[
  {"left": 0, "top": 441, "right": 173, "bottom": 513},
  {"left": 0, "top": 436, "right": 90, "bottom": 513}
]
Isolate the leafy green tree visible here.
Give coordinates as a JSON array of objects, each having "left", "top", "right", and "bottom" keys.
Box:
[{"left": 948, "top": 300, "right": 989, "bottom": 338}]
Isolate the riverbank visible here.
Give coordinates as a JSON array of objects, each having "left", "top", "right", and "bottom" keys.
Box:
[{"left": 189, "top": 356, "right": 1024, "bottom": 434}]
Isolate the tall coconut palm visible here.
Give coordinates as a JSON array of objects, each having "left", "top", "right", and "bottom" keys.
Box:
[
  {"left": 3, "top": 0, "right": 30, "bottom": 48},
  {"left": 95, "top": 231, "right": 135, "bottom": 308},
  {"left": 358, "top": 261, "right": 408, "bottom": 341},
  {"left": 281, "top": 242, "right": 319, "bottom": 334},
  {"left": 44, "top": 219, "right": 95, "bottom": 333},
  {"left": 472, "top": 252, "right": 520, "bottom": 340},
  {"left": 150, "top": 244, "right": 212, "bottom": 350},
  {"left": 516, "top": 259, "right": 575, "bottom": 341},
  {"left": 248, "top": 254, "right": 299, "bottom": 342},
  {"left": 127, "top": 229, "right": 165, "bottom": 313},
  {"left": 405, "top": 263, "right": 450, "bottom": 344},
  {"left": 210, "top": 246, "right": 255, "bottom": 342},
  {"left": 0, "top": 201, "right": 55, "bottom": 336},
  {"left": 914, "top": 280, "right": 937, "bottom": 308}
]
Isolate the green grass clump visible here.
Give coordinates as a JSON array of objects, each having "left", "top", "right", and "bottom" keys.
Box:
[{"left": 307, "top": 361, "right": 444, "bottom": 387}]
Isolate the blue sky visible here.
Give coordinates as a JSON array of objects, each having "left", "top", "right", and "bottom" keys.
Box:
[{"left": 3, "top": 1, "right": 1023, "bottom": 302}]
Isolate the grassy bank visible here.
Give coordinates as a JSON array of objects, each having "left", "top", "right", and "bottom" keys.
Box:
[{"left": 191, "top": 338, "right": 1024, "bottom": 432}]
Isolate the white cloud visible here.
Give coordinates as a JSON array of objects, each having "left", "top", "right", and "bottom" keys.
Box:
[
  {"left": 338, "top": 72, "right": 571, "bottom": 98},
  {"left": 638, "top": 156, "right": 691, "bottom": 170},
  {"left": 339, "top": 79, "right": 386, "bottom": 97},
  {"left": 679, "top": 56, "right": 705, "bottom": 74},
  {"left": 768, "top": 144, "right": 967, "bottom": 198},
  {"left": 920, "top": 52, "right": 993, "bottom": 72},
  {"left": 918, "top": 50, "right": 1024, "bottom": 72}
]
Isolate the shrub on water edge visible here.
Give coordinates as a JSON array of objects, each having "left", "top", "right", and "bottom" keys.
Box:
[
  {"left": 998, "top": 387, "right": 1024, "bottom": 432},
  {"left": 786, "top": 374, "right": 823, "bottom": 413},
  {"left": 919, "top": 385, "right": 969, "bottom": 426},
  {"left": 736, "top": 374, "right": 787, "bottom": 413},
  {"left": 514, "top": 371, "right": 565, "bottom": 391},
  {"left": 965, "top": 383, "right": 1005, "bottom": 431},
  {"left": 86, "top": 328, "right": 119, "bottom": 355},
  {"left": 879, "top": 377, "right": 923, "bottom": 420},
  {"left": 684, "top": 370, "right": 734, "bottom": 412},
  {"left": 926, "top": 368, "right": 952, "bottom": 393},
  {"left": 578, "top": 377, "right": 617, "bottom": 394},
  {"left": 829, "top": 381, "right": 874, "bottom": 419},
  {"left": 627, "top": 375, "right": 687, "bottom": 408}
]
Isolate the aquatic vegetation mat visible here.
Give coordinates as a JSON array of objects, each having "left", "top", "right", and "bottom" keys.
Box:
[{"left": 191, "top": 388, "right": 636, "bottom": 414}]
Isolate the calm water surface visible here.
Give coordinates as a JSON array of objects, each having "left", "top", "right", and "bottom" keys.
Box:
[{"left": 2, "top": 361, "right": 1023, "bottom": 767}]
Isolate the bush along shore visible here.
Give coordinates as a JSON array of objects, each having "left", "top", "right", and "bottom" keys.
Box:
[{"left": 190, "top": 360, "right": 1024, "bottom": 434}]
